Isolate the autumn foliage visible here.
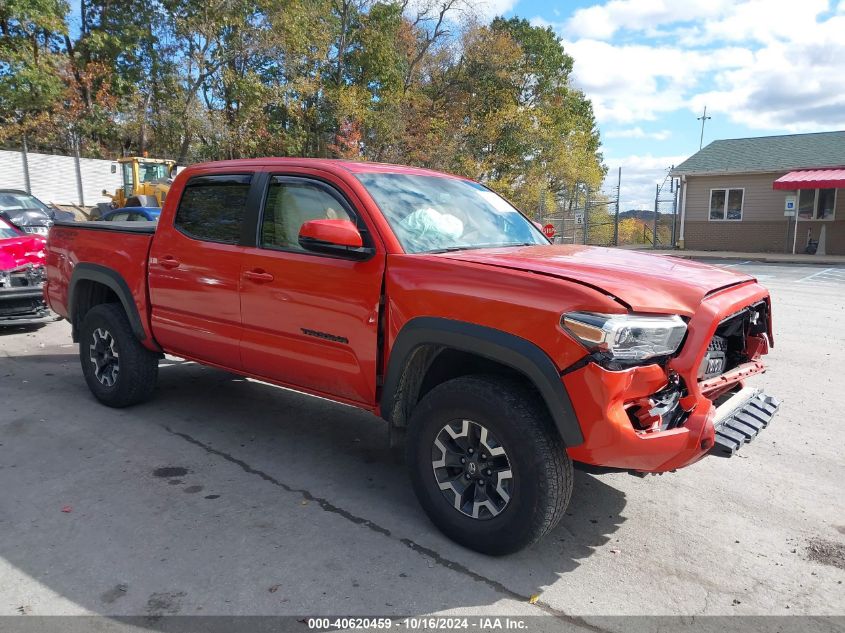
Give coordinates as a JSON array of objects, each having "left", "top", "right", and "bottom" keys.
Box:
[{"left": 0, "top": 0, "right": 604, "bottom": 213}]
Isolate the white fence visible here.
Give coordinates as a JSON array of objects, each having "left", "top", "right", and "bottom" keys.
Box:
[{"left": 0, "top": 149, "right": 123, "bottom": 207}]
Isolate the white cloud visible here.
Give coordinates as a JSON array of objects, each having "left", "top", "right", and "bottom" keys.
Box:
[
  {"left": 604, "top": 127, "right": 671, "bottom": 140},
  {"left": 532, "top": 2, "right": 844, "bottom": 209},
  {"left": 681, "top": 0, "right": 830, "bottom": 46},
  {"left": 563, "top": 38, "right": 752, "bottom": 123},
  {"left": 537, "top": 1, "right": 845, "bottom": 131},
  {"left": 564, "top": 0, "right": 732, "bottom": 40},
  {"left": 473, "top": 0, "right": 519, "bottom": 19},
  {"left": 689, "top": 14, "right": 845, "bottom": 130}
]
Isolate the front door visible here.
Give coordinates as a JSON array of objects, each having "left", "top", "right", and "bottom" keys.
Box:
[
  {"left": 239, "top": 175, "right": 385, "bottom": 405},
  {"left": 148, "top": 173, "right": 252, "bottom": 369}
]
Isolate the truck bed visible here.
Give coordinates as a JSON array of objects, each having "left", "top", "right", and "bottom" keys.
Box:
[{"left": 45, "top": 222, "right": 157, "bottom": 343}]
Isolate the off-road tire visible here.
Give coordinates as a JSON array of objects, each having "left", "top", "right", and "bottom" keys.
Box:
[
  {"left": 406, "top": 375, "right": 573, "bottom": 555},
  {"left": 79, "top": 303, "right": 158, "bottom": 407}
]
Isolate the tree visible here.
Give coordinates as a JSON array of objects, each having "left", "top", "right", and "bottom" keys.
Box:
[
  {"left": 0, "top": 0, "right": 68, "bottom": 140},
  {"left": 0, "top": 0, "right": 606, "bottom": 211}
]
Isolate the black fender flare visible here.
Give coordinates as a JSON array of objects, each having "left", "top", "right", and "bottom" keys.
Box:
[
  {"left": 380, "top": 317, "right": 584, "bottom": 447},
  {"left": 68, "top": 263, "right": 147, "bottom": 342}
]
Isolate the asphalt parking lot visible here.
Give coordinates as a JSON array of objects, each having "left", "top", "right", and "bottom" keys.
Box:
[{"left": 1, "top": 260, "right": 843, "bottom": 627}]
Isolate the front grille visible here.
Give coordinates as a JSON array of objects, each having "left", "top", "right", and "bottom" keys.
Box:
[
  {"left": 0, "top": 265, "right": 44, "bottom": 289},
  {"left": 22, "top": 226, "right": 50, "bottom": 236},
  {"left": 698, "top": 300, "right": 769, "bottom": 380}
]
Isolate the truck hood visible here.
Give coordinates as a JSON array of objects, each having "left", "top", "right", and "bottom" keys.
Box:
[
  {"left": 0, "top": 234, "right": 46, "bottom": 271},
  {"left": 436, "top": 245, "right": 755, "bottom": 316}
]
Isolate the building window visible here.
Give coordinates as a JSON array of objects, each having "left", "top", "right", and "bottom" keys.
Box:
[
  {"left": 797, "top": 188, "right": 836, "bottom": 220},
  {"left": 709, "top": 188, "right": 744, "bottom": 221}
]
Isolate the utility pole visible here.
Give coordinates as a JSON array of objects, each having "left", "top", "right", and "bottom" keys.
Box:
[
  {"left": 72, "top": 132, "right": 85, "bottom": 207},
  {"left": 652, "top": 183, "right": 659, "bottom": 249},
  {"left": 21, "top": 136, "right": 31, "bottom": 195},
  {"left": 697, "top": 105, "right": 711, "bottom": 150},
  {"left": 671, "top": 177, "right": 679, "bottom": 247},
  {"left": 613, "top": 167, "right": 621, "bottom": 246},
  {"left": 583, "top": 187, "right": 590, "bottom": 245}
]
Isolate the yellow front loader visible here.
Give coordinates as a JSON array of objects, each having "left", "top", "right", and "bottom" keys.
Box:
[{"left": 101, "top": 156, "right": 177, "bottom": 211}]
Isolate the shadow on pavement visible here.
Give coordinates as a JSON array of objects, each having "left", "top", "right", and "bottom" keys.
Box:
[
  {"left": 0, "top": 345, "right": 627, "bottom": 621},
  {"left": 0, "top": 323, "right": 47, "bottom": 336}
]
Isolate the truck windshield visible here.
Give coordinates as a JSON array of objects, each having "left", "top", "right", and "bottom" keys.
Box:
[
  {"left": 138, "top": 162, "right": 170, "bottom": 183},
  {"left": 356, "top": 173, "right": 548, "bottom": 254}
]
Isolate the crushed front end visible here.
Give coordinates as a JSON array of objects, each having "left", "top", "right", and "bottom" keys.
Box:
[
  {"left": 0, "top": 223, "right": 55, "bottom": 328},
  {"left": 0, "top": 263, "right": 53, "bottom": 325},
  {"left": 563, "top": 281, "right": 779, "bottom": 473}
]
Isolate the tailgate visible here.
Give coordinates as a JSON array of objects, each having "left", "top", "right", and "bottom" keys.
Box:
[{"left": 45, "top": 222, "right": 156, "bottom": 328}]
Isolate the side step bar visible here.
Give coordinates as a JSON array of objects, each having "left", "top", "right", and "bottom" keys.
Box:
[{"left": 710, "top": 388, "right": 780, "bottom": 457}]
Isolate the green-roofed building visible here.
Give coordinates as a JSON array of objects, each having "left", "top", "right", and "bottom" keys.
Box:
[{"left": 670, "top": 131, "right": 845, "bottom": 254}]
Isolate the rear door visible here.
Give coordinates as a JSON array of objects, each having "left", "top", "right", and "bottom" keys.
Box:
[
  {"left": 239, "top": 174, "right": 386, "bottom": 405},
  {"left": 148, "top": 172, "right": 253, "bottom": 369}
]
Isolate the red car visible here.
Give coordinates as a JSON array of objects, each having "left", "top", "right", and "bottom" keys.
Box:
[
  {"left": 44, "top": 159, "right": 779, "bottom": 554},
  {"left": 0, "top": 215, "right": 51, "bottom": 324}
]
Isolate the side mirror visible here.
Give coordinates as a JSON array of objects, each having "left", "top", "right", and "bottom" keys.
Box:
[{"left": 298, "top": 219, "right": 373, "bottom": 259}]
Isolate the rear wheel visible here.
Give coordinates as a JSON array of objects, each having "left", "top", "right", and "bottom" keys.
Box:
[
  {"left": 406, "top": 375, "right": 573, "bottom": 555},
  {"left": 79, "top": 303, "right": 158, "bottom": 407}
]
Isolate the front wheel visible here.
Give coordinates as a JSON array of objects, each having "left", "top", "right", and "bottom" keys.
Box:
[
  {"left": 79, "top": 303, "right": 159, "bottom": 407},
  {"left": 406, "top": 375, "right": 573, "bottom": 555}
]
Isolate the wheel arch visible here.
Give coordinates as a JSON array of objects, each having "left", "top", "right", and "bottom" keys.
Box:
[
  {"left": 69, "top": 263, "right": 146, "bottom": 343},
  {"left": 380, "top": 317, "right": 584, "bottom": 447}
]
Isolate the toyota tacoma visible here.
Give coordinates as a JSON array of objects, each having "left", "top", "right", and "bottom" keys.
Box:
[{"left": 44, "top": 158, "right": 779, "bottom": 554}]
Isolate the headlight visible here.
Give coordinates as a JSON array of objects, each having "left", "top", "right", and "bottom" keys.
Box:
[{"left": 561, "top": 312, "right": 687, "bottom": 361}]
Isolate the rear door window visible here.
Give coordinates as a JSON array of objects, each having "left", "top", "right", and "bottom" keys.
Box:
[{"left": 175, "top": 174, "right": 251, "bottom": 244}]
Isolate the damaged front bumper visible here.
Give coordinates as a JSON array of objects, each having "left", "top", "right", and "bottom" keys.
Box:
[
  {"left": 710, "top": 387, "right": 780, "bottom": 457},
  {"left": 564, "top": 281, "right": 780, "bottom": 473},
  {"left": 0, "top": 286, "right": 56, "bottom": 325}
]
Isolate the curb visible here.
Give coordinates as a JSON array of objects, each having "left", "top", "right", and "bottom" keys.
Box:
[{"left": 663, "top": 252, "right": 845, "bottom": 265}]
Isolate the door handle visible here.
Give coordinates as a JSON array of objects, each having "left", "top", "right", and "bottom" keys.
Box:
[
  {"left": 159, "top": 256, "right": 180, "bottom": 269},
  {"left": 244, "top": 269, "right": 274, "bottom": 282}
]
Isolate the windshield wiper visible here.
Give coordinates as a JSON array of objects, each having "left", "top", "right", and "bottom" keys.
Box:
[
  {"left": 426, "top": 242, "right": 538, "bottom": 254},
  {"left": 425, "top": 246, "right": 475, "bottom": 253}
]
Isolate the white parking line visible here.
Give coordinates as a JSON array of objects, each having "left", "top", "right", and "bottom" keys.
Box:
[{"left": 797, "top": 268, "right": 836, "bottom": 283}]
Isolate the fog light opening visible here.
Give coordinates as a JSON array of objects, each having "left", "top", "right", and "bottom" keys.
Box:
[{"left": 626, "top": 377, "right": 688, "bottom": 434}]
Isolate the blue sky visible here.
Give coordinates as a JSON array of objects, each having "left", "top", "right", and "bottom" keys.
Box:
[{"left": 484, "top": 0, "right": 845, "bottom": 209}]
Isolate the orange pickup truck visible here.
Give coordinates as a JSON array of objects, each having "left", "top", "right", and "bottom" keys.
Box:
[{"left": 45, "top": 158, "right": 779, "bottom": 554}]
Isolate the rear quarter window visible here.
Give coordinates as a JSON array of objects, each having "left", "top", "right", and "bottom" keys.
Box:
[{"left": 174, "top": 174, "right": 252, "bottom": 243}]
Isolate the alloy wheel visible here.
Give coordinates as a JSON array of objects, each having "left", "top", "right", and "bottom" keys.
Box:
[
  {"left": 89, "top": 327, "right": 120, "bottom": 387},
  {"left": 431, "top": 419, "right": 513, "bottom": 520}
]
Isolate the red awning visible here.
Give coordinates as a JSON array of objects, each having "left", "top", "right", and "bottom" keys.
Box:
[{"left": 773, "top": 169, "right": 845, "bottom": 190}]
